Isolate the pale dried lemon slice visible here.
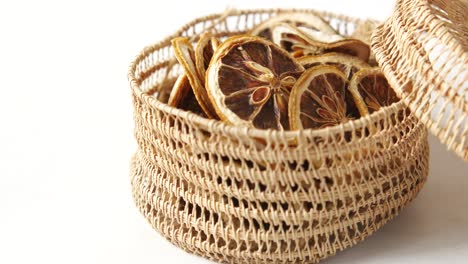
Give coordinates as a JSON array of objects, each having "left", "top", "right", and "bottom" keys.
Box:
[
  {"left": 153, "top": 79, "right": 173, "bottom": 104},
  {"left": 195, "top": 32, "right": 220, "bottom": 83},
  {"left": 272, "top": 23, "right": 370, "bottom": 61},
  {"left": 350, "top": 20, "right": 377, "bottom": 45},
  {"left": 167, "top": 74, "right": 206, "bottom": 116},
  {"left": 348, "top": 68, "right": 400, "bottom": 116},
  {"left": 251, "top": 12, "right": 337, "bottom": 40},
  {"left": 298, "top": 52, "right": 371, "bottom": 118},
  {"left": 350, "top": 21, "right": 380, "bottom": 66},
  {"left": 206, "top": 35, "right": 304, "bottom": 130},
  {"left": 172, "top": 37, "right": 218, "bottom": 118},
  {"left": 289, "top": 65, "right": 351, "bottom": 130},
  {"left": 298, "top": 52, "right": 370, "bottom": 77}
]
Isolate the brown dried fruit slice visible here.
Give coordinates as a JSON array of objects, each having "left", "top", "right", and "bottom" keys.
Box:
[
  {"left": 350, "top": 20, "right": 377, "bottom": 45},
  {"left": 206, "top": 35, "right": 304, "bottom": 130},
  {"left": 153, "top": 79, "right": 173, "bottom": 104},
  {"left": 167, "top": 74, "right": 206, "bottom": 116},
  {"left": 298, "top": 52, "right": 370, "bottom": 76},
  {"left": 195, "top": 32, "right": 220, "bottom": 83},
  {"left": 350, "top": 21, "right": 380, "bottom": 66},
  {"left": 348, "top": 68, "right": 400, "bottom": 115},
  {"left": 172, "top": 37, "right": 218, "bottom": 118},
  {"left": 251, "top": 13, "right": 337, "bottom": 40},
  {"left": 298, "top": 52, "right": 371, "bottom": 118},
  {"left": 289, "top": 65, "right": 350, "bottom": 130},
  {"left": 272, "top": 23, "right": 371, "bottom": 61}
]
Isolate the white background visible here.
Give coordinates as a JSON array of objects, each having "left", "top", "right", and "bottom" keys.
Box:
[{"left": 0, "top": 0, "right": 467, "bottom": 263}]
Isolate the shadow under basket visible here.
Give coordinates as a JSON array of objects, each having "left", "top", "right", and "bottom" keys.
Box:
[{"left": 128, "top": 9, "right": 430, "bottom": 264}]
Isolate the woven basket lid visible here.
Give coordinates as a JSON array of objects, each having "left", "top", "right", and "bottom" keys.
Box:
[{"left": 371, "top": 0, "right": 467, "bottom": 161}]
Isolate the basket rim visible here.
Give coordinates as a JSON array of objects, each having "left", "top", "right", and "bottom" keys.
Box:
[{"left": 128, "top": 8, "right": 408, "bottom": 140}]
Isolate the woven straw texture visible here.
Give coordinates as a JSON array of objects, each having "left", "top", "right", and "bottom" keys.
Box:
[
  {"left": 372, "top": 0, "right": 467, "bottom": 161},
  {"left": 128, "top": 9, "right": 430, "bottom": 264}
]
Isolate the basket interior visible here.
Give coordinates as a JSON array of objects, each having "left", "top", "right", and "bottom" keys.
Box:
[{"left": 129, "top": 9, "right": 413, "bottom": 142}]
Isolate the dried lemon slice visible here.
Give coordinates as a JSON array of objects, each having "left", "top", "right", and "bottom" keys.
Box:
[
  {"left": 289, "top": 65, "right": 350, "bottom": 130},
  {"left": 350, "top": 21, "right": 380, "bottom": 66},
  {"left": 153, "top": 79, "right": 173, "bottom": 104},
  {"left": 167, "top": 74, "right": 206, "bottom": 116},
  {"left": 195, "top": 32, "right": 220, "bottom": 83},
  {"left": 348, "top": 68, "right": 400, "bottom": 116},
  {"left": 251, "top": 12, "right": 337, "bottom": 40},
  {"left": 298, "top": 52, "right": 371, "bottom": 118},
  {"left": 272, "top": 23, "right": 370, "bottom": 61},
  {"left": 350, "top": 20, "right": 377, "bottom": 45},
  {"left": 172, "top": 37, "right": 218, "bottom": 118},
  {"left": 298, "top": 52, "right": 371, "bottom": 77},
  {"left": 206, "top": 35, "right": 304, "bottom": 130}
]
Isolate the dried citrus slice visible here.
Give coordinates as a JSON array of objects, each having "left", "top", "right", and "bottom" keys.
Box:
[
  {"left": 167, "top": 74, "right": 206, "bottom": 116},
  {"left": 153, "top": 79, "right": 173, "bottom": 104},
  {"left": 298, "top": 52, "right": 370, "bottom": 77},
  {"left": 289, "top": 65, "right": 351, "bottom": 130},
  {"left": 272, "top": 23, "right": 371, "bottom": 61},
  {"left": 348, "top": 68, "right": 400, "bottom": 115},
  {"left": 195, "top": 32, "right": 220, "bottom": 83},
  {"left": 251, "top": 13, "right": 337, "bottom": 40},
  {"left": 351, "top": 20, "right": 377, "bottom": 44},
  {"left": 298, "top": 53, "right": 371, "bottom": 118},
  {"left": 168, "top": 74, "right": 189, "bottom": 107},
  {"left": 206, "top": 35, "right": 304, "bottom": 130},
  {"left": 350, "top": 21, "right": 380, "bottom": 66},
  {"left": 172, "top": 37, "right": 218, "bottom": 118}
]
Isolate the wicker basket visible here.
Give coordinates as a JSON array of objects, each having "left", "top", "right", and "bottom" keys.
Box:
[{"left": 128, "top": 8, "right": 430, "bottom": 264}]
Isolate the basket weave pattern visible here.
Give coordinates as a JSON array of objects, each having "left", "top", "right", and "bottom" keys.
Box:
[
  {"left": 372, "top": 0, "right": 467, "bottom": 160},
  {"left": 129, "top": 9, "right": 430, "bottom": 263}
]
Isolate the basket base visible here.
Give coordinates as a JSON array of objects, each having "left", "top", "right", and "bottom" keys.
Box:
[{"left": 130, "top": 148, "right": 428, "bottom": 264}]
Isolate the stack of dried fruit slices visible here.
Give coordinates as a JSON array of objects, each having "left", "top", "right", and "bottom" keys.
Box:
[{"left": 167, "top": 13, "right": 399, "bottom": 131}]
